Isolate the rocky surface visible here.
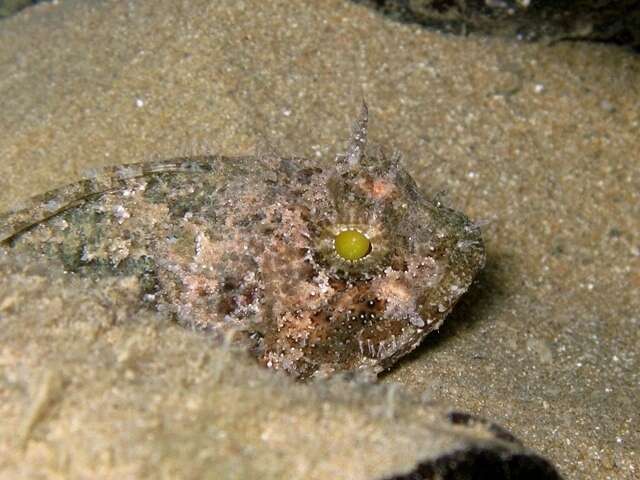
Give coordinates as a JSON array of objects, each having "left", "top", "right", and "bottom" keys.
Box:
[
  {"left": 355, "top": 0, "right": 640, "bottom": 49},
  {"left": 0, "top": 0, "right": 36, "bottom": 18},
  {"left": 0, "top": 0, "right": 638, "bottom": 478}
]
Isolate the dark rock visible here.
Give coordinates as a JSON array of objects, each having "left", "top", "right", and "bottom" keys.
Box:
[
  {"left": 354, "top": 0, "right": 640, "bottom": 49},
  {"left": 382, "top": 411, "right": 562, "bottom": 479},
  {"left": 0, "top": 0, "right": 39, "bottom": 18}
]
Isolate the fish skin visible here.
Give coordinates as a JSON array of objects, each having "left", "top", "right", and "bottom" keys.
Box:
[{"left": 0, "top": 104, "right": 485, "bottom": 379}]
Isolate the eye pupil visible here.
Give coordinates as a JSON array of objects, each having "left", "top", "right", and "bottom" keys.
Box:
[{"left": 334, "top": 230, "right": 371, "bottom": 261}]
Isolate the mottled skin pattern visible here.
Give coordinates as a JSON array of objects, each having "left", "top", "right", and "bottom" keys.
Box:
[{"left": 0, "top": 105, "right": 484, "bottom": 379}]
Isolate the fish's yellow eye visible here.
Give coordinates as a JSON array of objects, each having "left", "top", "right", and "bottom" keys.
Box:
[{"left": 334, "top": 229, "right": 371, "bottom": 261}]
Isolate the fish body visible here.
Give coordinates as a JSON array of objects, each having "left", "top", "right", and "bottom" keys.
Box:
[{"left": 0, "top": 105, "right": 484, "bottom": 378}]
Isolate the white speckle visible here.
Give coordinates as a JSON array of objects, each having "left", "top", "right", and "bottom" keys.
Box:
[
  {"left": 80, "top": 245, "right": 95, "bottom": 262},
  {"left": 135, "top": 98, "right": 145, "bottom": 108},
  {"left": 409, "top": 315, "right": 425, "bottom": 328},
  {"left": 52, "top": 218, "right": 69, "bottom": 231},
  {"left": 113, "top": 205, "right": 130, "bottom": 224},
  {"left": 456, "top": 239, "right": 480, "bottom": 251},
  {"left": 600, "top": 100, "right": 615, "bottom": 112},
  {"left": 534, "top": 83, "right": 545, "bottom": 93},
  {"left": 311, "top": 145, "right": 324, "bottom": 158},
  {"left": 282, "top": 108, "right": 292, "bottom": 117},
  {"left": 194, "top": 232, "right": 206, "bottom": 257}
]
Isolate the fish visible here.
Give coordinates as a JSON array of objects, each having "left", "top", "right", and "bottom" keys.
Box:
[{"left": 0, "top": 103, "right": 485, "bottom": 379}]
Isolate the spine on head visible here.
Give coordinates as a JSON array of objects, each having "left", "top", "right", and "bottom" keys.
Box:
[{"left": 342, "top": 100, "right": 369, "bottom": 168}]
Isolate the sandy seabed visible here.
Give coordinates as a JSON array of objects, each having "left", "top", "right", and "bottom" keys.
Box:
[{"left": 0, "top": 1, "right": 638, "bottom": 478}]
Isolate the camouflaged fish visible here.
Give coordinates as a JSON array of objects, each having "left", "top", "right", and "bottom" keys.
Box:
[{"left": 0, "top": 104, "right": 485, "bottom": 378}]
